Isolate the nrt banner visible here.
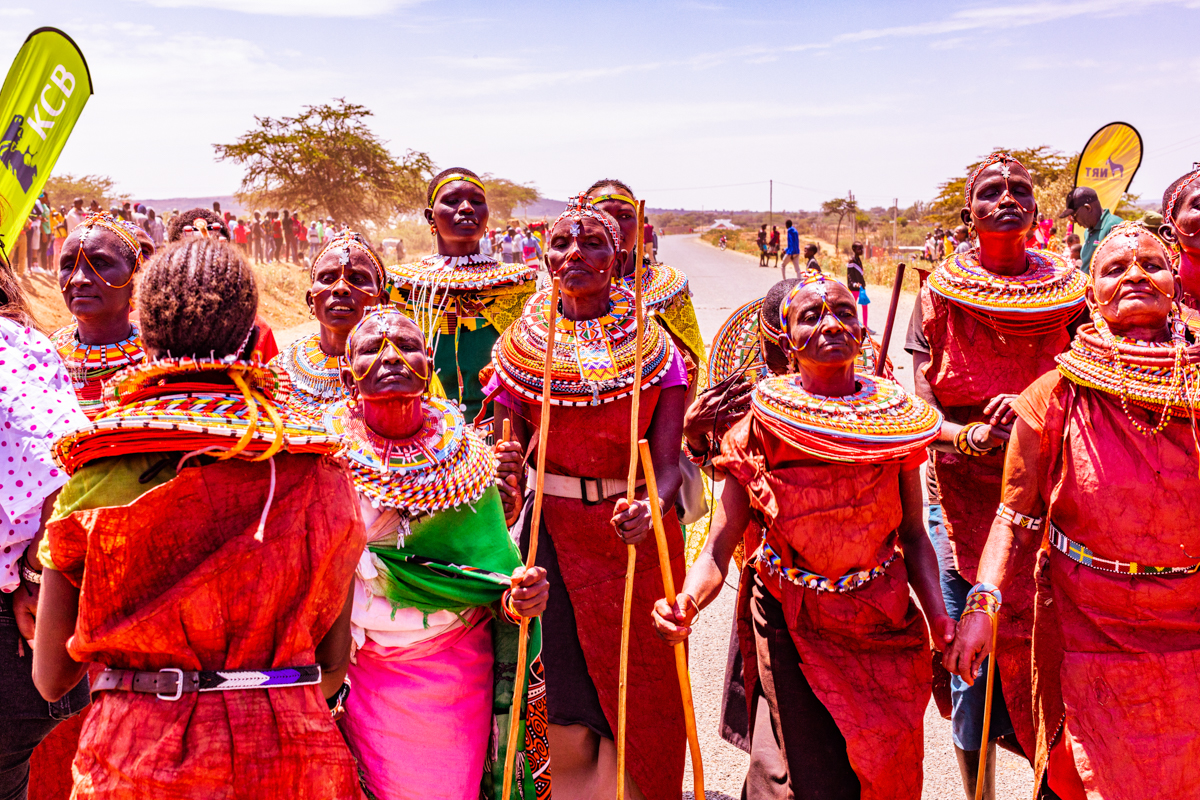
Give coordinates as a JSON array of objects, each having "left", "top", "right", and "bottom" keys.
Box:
[{"left": 0, "top": 28, "right": 92, "bottom": 256}]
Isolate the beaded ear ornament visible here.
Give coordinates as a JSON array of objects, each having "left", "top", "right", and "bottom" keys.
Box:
[
  {"left": 63, "top": 213, "right": 144, "bottom": 289},
  {"left": 964, "top": 152, "right": 1033, "bottom": 220},
  {"left": 344, "top": 306, "right": 432, "bottom": 386}
]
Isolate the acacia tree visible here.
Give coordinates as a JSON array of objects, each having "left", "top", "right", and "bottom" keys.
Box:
[
  {"left": 214, "top": 99, "right": 433, "bottom": 230},
  {"left": 821, "top": 197, "right": 857, "bottom": 254},
  {"left": 43, "top": 173, "right": 121, "bottom": 209},
  {"left": 481, "top": 174, "right": 539, "bottom": 221},
  {"left": 928, "top": 146, "right": 1077, "bottom": 226}
]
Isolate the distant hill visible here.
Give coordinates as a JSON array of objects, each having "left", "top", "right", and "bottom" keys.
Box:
[{"left": 137, "top": 195, "right": 243, "bottom": 215}]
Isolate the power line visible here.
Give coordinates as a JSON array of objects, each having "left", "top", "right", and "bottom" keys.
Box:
[{"left": 642, "top": 180, "right": 768, "bottom": 192}]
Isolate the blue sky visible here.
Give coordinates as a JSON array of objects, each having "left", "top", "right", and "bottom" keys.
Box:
[{"left": 3, "top": 0, "right": 1198, "bottom": 212}]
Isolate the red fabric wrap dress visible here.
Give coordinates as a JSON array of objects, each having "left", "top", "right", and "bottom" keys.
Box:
[
  {"left": 715, "top": 416, "right": 931, "bottom": 800},
  {"left": 1014, "top": 371, "right": 1200, "bottom": 799},
  {"left": 44, "top": 454, "right": 366, "bottom": 800},
  {"left": 919, "top": 287, "right": 1068, "bottom": 757},
  {"left": 520, "top": 388, "right": 687, "bottom": 800}
]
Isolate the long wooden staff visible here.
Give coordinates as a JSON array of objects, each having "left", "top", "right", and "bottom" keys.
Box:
[
  {"left": 875, "top": 261, "right": 906, "bottom": 378},
  {"left": 974, "top": 614, "right": 1000, "bottom": 800},
  {"left": 616, "top": 199, "right": 647, "bottom": 800},
  {"left": 637, "top": 438, "right": 705, "bottom": 798},
  {"left": 501, "top": 278, "right": 560, "bottom": 800}
]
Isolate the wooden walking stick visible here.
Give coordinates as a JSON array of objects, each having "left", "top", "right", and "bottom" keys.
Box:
[
  {"left": 501, "top": 278, "right": 560, "bottom": 800},
  {"left": 637, "top": 438, "right": 705, "bottom": 798},
  {"left": 616, "top": 199, "right": 647, "bottom": 800},
  {"left": 974, "top": 613, "right": 1000, "bottom": 800},
  {"left": 875, "top": 261, "right": 907, "bottom": 378}
]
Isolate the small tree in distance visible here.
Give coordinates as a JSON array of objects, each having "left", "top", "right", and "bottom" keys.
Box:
[
  {"left": 214, "top": 99, "right": 434, "bottom": 230},
  {"left": 43, "top": 173, "right": 122, "bottom": 209},
  {"left": 481, "top": 174, "right": 539, "bottom": 222},
  {"left": 821, "top": 197, "right": 857, "bottom": 254}
]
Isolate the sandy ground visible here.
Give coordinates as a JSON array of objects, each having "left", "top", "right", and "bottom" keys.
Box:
[{"left": 665, "top": 233, "right": 1034, "bottom": 799}]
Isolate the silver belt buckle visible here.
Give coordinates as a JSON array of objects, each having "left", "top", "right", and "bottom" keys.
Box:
[{"left": 157, "top": 668, "right": 185, "bottom": 701}]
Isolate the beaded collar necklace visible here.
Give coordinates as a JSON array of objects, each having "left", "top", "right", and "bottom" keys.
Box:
[
  {"left": 54, "top": 358, "right": 337, "bottom": 474},
  {"left": 751, "top": 373, "right": 942, "bottom": 463},
  {"left": 51, "top": 323, "right": 147, "bottom": 418},
  {"left": 619, "top": 262, "right": 690, "bottom": 313},
  {"left": 273, "top": 332, "right": 347, "bottom": 421},
  {"left": 493, "top": 283, "right": 675, "bottom": 406},
  {"left": 927, "top": 248, "right": 1086, "bottom": 335},
  {"left": 323, "top": 394, "right": 495, "bottom": 516},
  {"left": 388, "top": 252, "right": 536, "bottom": 295}
]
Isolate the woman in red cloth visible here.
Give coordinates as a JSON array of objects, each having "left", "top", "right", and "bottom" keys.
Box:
[
  {"left": 946, "top": 223, "right": 1200, "bottom": 799},
  {"left": 32, "top": 239, "right": 365, "bottom": 799},
  {"left": 655, "top": 273, "right": 951, "bottom": 800},
  {"left": 1160, "top": 166, "right": 1200, "bottom": 311},
  {"left": 906, "top": 152, "right": 1086, "bottom": 794},
  {"left": 489, "top": 196, "right": 688, "bottom": 800}
]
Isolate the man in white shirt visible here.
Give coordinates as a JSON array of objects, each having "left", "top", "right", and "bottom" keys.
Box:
[{"left": 65, "top": 198, "right": 86, "bottom": 234}]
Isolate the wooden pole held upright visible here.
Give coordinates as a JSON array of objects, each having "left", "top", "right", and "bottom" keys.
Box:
[
  {"left": 974, "top": 614, "right": 1000, "bottom": 800},
  {"left": 616, "top": 199, "right": 647, "bottom": 800},
  {"left": 637, "top": 439, "right": 705, "bottom": 799},
  {"left": 501, "top": 278, "right": 559, "bottom": 800},
  {"left": 875, "top": 262, "right": 906, "bottom": 377}
]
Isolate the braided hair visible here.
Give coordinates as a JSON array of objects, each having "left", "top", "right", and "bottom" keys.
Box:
[
  {"left": 760, "top": 278, "right": 797, "bottom": 375},
  {"left": 0, "top": 245, "right": 31, "bottom": 327},
  {"left": 137, "top": 239, "right": 258, "bottom": 359}
]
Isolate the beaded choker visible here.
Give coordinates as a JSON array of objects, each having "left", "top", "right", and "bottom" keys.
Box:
[
  {"left": 51, "top": 323, "right": 147, "bottom": 419},
  {"left": 928, "top": 248, "right": 1086, "bottom": 335},
  {"left": 751, "top": 373, "right": 942, "bottom": 463},
  {"left": 271, "top": 333, "right": 347, "bottom": 421},
  {"left": 1056, "top": 323, "right": 1200, "bottom": 433},
  {"left": 387, "top": 253, "right": 535, "bottom": 294},
  {"left": 54, "top": 358, "right": 337, "bottom": 474},
  {"left": 493, "top": 283, "right": 675, "bottom": 406},
  {"left": 620, "top": 262, "right": 690, "bottom": 313},
  {"left": 322, "top": 395, "right": 495, "bottom": 515}
]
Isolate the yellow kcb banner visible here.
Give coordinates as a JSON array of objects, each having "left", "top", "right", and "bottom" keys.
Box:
[
  {"left": 0, "top": 28, "right": 92, "bottom": 257},
  {"left": 1075, "top": 122, "right": 1142, "bottom": 212}
]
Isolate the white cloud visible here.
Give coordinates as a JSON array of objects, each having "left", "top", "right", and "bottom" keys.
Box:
[
  {"left": 127, "top": 0, "right": 425, "bottom": 17},
  {"left": 0, "top": 8, "right": 34, "bottom": 16}
]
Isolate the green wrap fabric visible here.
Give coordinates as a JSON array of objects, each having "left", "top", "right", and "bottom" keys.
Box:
[{"left": 366, "top": 487, "right": 551, "bottom": 800}]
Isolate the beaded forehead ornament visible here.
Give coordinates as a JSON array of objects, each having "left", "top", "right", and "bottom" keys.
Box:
[
  {"left": 311, "top": 230, "right": 385, "bottom": 288},
  {"left": 590, "top": 193, "right": 637, "bottom": 209},
  {"left": 1090, "top": 222, "right": 1176, "bottom": 307},
  {"left": 555, "top": 194, "right": 623, "bottom": 250},
  {"left": 777, "top": 271, "right": 858, "bottom": 353},
  {"left": 64, "top": 213, "right": 145, "bottom": 289},
  {"left": 345, "top": 305, "right": 431, "bottom": 384},
  {"left": 428, "top": 173, "right": 486, "bottom": 208},
  {"left": 964, "top": 152, "right": 1033, "bottom": 218}
]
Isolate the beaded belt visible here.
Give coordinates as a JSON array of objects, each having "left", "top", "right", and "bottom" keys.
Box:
[
  {"left": 92, "top": 665, "right": 322, "bottom": 701},
  {"left": 1049, "top": 522, "right": 1200, "bottom": 577},
  {"left": 759, "top": 540, "right": 897, "bottom": 593}
]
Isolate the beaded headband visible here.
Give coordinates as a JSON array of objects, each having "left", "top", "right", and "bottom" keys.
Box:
[
  {"left": 344, "top": 305, "right": 431, "bottom": 384},
  {"left": 428, "top": 174, "right": 486, "bottom": 208},
  {"left": 311, "top": 231, "right": 385, "bottom": 286},
  {"left": 74, "top": 212, "right": 145, "bottom": 270},
  {"left": 964, "top": 152, "right": 1027, "bottom": 205},
  {"left": 778, "top": 271, "right": 838, "bottom": 350},
  {"left": 554, "top": 194, "right": 623, "bottom": 249},
  {"left": 590, "top": 193, "right": 637, "bottom": 209},
  {"left": 1166, "top": 169, "right": 1200, "bottom": 231}
]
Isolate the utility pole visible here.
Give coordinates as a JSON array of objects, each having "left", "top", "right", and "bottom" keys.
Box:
[
  {"left": 848, "top": 191, "right": 856, "bottom": 246},
  {"left": 769, "top": 180, "right": 773, "bottom": 229},
  {"left": 892, "top": 198, "right": 899, "bottom": 253}
]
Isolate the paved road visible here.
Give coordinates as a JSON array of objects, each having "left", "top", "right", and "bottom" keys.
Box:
[{"left": 658, "top": 234, "right": 1034, "bottom": 800}]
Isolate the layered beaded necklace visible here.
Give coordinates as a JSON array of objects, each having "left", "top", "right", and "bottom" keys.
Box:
[
  {"left": 751, "top": 373, "right": 942, "bottom": 463},
  {"left": 51, "top": 323, "right": 146, "bottom": 419},
  {"left": 620, "top": 261, "right": 690, "bottom": 313},
  {"left": 323, "top": 394, "right": 495, "bottom": 517},
  {"left": 273, "top": 333, "right": 346, "bottom": 421},
  {"left": 493, "top": 283, "right": 676, "bottom": 406}
]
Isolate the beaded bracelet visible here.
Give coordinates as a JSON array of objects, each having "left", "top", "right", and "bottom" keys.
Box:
[
  {"left": 327, "top": 677, "right": 351, "bottom": 717},
  {"left": 996, "top": 502, "right": 1043, "bottom": 531},
  {"left": 954, "top": 422, "right": 998, "bottom": 457},
  {"left": 685, "top": 437, "right": 712, "bottom": 467},
  {"left": 962, "top": 582, "right": 1002, "bottom": 620}
]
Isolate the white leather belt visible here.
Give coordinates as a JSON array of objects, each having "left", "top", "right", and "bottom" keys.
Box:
[{"left": 527, "top": 467, "right": 644, "bottom": 505}]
